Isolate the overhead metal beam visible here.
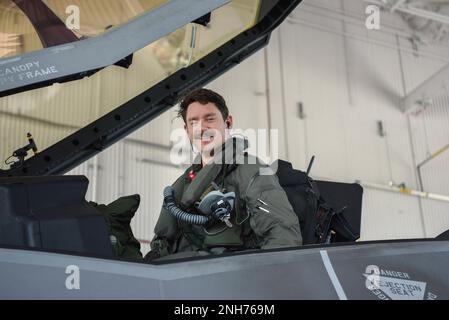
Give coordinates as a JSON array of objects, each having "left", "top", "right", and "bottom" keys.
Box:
[
  {"left": 365, "top": 0, "right": 449, "bottom": 25},
  {"left": 390, "top": 0, "right": 406, "bottom": 13},
  {"left": 403, "top": 63, "right": 449, "bottom": 112},
  {"left": 400, "top": 4, "right": 449, "bottom": 25}
]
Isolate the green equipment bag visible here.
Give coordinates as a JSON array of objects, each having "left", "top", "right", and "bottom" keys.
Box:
[{"left": 90, "top": 194, "right": 143, "bottom": 260}]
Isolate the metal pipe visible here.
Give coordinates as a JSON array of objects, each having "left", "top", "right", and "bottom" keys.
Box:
[
  {"left": 286, "top": 17, "right": 449, "bottom": 63},
  {"left": 417, "top": 143, "right": 449, "bottom": 190},
  {"left": 358, "top": 180, "right": 449, "bottom": 203},
  {"left": 295, "top": 1, "right": 449, "bottom": 49},
  {"left": 263, "top": 48, "right": 272, "bottom": 152},
  {"left": 340, "top": 0, "right": 354, "bottom": 106},
  {"left": 400, "top": 5, "right": 449, "bottom": 25},
  {"left": 399, "top": 33, "right": 427, "bottom": 236},
  {"left": 297, "top": 1, "right": 414, "bottom": 36},
  {"left": 183, "top": 24, "right": 197, "bottom": 68},
  {"left": 139, "top": 158, "right": 186, "bottom": 169},
  {"left": 417, "top": 144, "right": 449, "bottom": 168},
  {"left": 364, "top": 0, "right": 449, "bottom": 25},
  {"left": 391, "top": 0, "right": 407, "bottom": 13},
  {"left": 277, "top": 29, "right": 290, "bottom": 161}
]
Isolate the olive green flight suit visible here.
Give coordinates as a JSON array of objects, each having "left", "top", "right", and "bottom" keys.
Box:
[{"left": 147, "top": 138, "right": 301, "bottom": 261}]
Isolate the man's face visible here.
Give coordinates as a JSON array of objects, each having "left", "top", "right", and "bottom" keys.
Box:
[{"left": 185, "top": 102, "right": 233, "bottom": 157}]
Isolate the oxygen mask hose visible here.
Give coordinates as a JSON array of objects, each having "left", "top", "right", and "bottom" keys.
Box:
[{"left": 163, "top": 186, "right": 211, "bottom": 225}]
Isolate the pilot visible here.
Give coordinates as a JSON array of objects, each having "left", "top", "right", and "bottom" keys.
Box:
[{"left": 145, "top": 88, "right": 301, "bottom": 261}]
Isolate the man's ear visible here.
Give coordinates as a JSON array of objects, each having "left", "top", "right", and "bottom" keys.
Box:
[{"left": 226, "top": 115, "right": 233, "bottom": 129}]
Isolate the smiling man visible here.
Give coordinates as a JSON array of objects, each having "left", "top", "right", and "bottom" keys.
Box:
[
  {"left": 185, "top": 91, "right": 233, "bottom": 165},
  {"left": 145, "top": 88, "right": 301, "bottom": 261}
]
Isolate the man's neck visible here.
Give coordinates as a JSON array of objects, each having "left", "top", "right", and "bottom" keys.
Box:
[{"left": 201, "top": 151, "right": 214, "bottom": 167}]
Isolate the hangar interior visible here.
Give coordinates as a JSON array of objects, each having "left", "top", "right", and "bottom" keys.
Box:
[{"left": 1, "top": 0, "right": 449, "bottom": 255}]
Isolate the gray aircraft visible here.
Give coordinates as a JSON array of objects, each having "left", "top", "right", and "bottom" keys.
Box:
[{"left": 0, "top": 0, "right": 448, "bottom": 300}]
